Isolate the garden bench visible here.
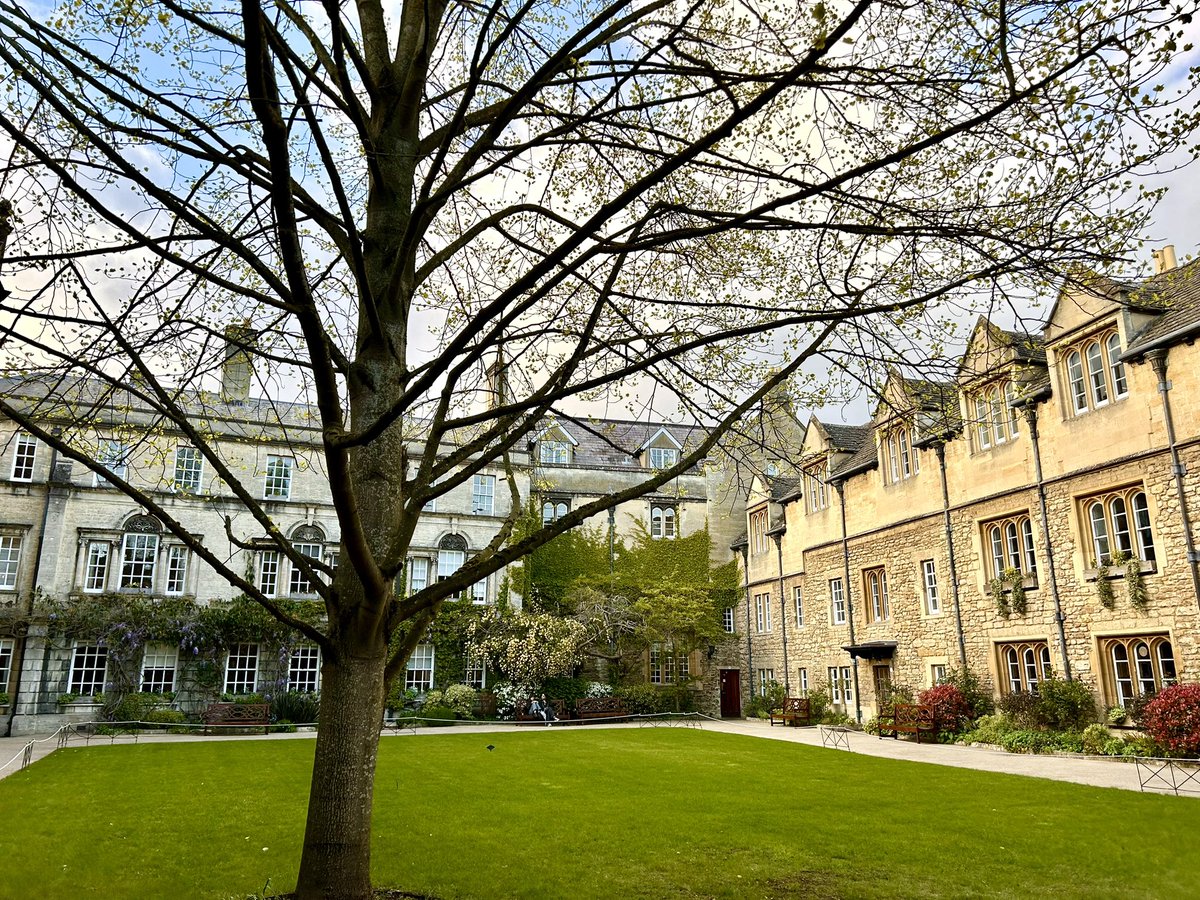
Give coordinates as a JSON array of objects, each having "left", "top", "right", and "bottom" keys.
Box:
[
  {"left": 202, "top": 702, "right": 271, "bottom": 734},
  {"left": 877, "top": 702, "right": 936, "bottom": 743},
  {"left": 516, "top": 698, "right": 568, "bottom": 723},
  {"left": 769, "top": 697, "right": 812, "bottom": 727},
  {"left": 575, "top": 696, "right": 628, "bottom": 721}
]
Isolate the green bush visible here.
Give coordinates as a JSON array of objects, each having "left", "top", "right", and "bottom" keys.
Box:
[
  {"left": 997, "top": 691, "right": 1041, "bottom": 729},
  {"left": 959, "top": 714, "right": 1014, "bottom": 746},
  {"left": 418, "top": 705, "right": 457, "bottom": 725},
  {"left": 424, "top": 685, "right": 477, "bottom": 718},
  {"left": 805, "top": 686, "right": 831, "bottom": 723},
  {"left": 940, "top": 668, "right": 994, "bottom": 719},
  {"left": 1082, "top": 723, "right": 1111, "bottom": 755},
  {"left": 1000, "top": 729, "right": 1054, "bottom": 754},
  {"left": 616, "top": 684, "right": 669, "bottom": 714},
  {"left": 272, "top": 691, "right": 320, "bottom": 724},
  {"left": 143, "top": 708, "right": 188, "bottom": 726},
  {"left": 1036, "top": 677, "right": 1097, "bottom": 731},
  {"left": 1050, "top": 730, "right": 1085, "bottom": 753},
  {"left": 742, "top": 681, "right": 786, "bottom": 718},
  {"left": 542, "top": 677, "right": 588, "bottom": 704}
]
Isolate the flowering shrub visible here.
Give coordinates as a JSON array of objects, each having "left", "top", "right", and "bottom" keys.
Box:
[
  {"left": 423, "top": 684, "right": 477, "bottom": 719},
  {"left": 919, "top": 683, "right": 971, "bottom": 733},
  {"left": 467, "top": 608, "right": 587, "bottom": 684},
  {"left": 1141, "top": 684, "right": 1200, "bottom": 757},
  {"left": 584, "top": 681, "right": 612, "bottom": 698},
  {"left": 490, "top": 681, "right": 536, "bottom": 719}
]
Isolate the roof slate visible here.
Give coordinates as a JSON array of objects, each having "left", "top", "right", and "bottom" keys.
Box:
[{"left": 1125, "top": 259, "right": 1200, "bottom": 353}]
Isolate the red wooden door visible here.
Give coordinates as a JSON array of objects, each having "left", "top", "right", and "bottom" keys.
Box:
[{"left": 719, "top": 669, "right": 742, "bottom": 717}]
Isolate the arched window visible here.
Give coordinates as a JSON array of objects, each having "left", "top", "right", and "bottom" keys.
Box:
[
  {"left": 650, "top": 503, "right": 677, "bottom": 539},
  {"left": 1083, "top": 486, "right": 1156, "bottom": 567},
  {"left": 438, "top": 533, "right": 468, "bottom": 580},
  {"left": 288, "top": 524, "right": 326, "bottom": 596},
  {"left": 1085, "top": 341, "right": 1109, "bottom": 407},
  {"left": 898, "top": 429, "right": 911, "bottom": 477},
  {"left": 975, "top": 396, "right": 992, "bottom": 449},
  {"left": 887, "top": 434, "right": 900, "bottom": 481},
  {"left": 989, "top": 387, "right": 1005, "bottom": 444},
  {"left": 1066, "top": 350, "right": 1087, "bottom": 413},
  {"left": 120, "top": 515, "right": 161, "bottom": 591},
  {"left": 542, "top": 499, "right": 570, "bottom": 525},
  {"left": 984, "top": 514, "right": 1037, "bottom": 580},
  {"left": 1103, "top": 635, "right": 1175, "bottom": 706},
  {"left": 1106, "top": 333, "right": 1128, "bottom": 397},
  {"left": 1000, "top": 641, "right": 1051, "bottom": 693},
  {"left": 1004, "top": 382, "right": 1020, "bottom": 436}
]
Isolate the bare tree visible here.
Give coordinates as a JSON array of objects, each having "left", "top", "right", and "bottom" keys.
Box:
[{"left": 0, "top": 0, "right": 1196, "bottom": 895}]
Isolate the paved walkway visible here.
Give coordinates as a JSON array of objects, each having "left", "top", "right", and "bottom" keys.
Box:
[{"left": 0, "top": 717, "right": 1188, "bottom": 795}]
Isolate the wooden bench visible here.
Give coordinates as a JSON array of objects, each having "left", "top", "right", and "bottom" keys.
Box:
[
  {"left": 202, "top": 702, "right": 271, "bottom": 734},
  {"left": 575, "top": 696, "right": 628, "bottom": 721},
  {"left": 877, "top": 702, "right": 936, "bottom": 743},
  {"left": 769, "top": 697, "right": 812, "bottom": 727},
  {"left": 516, "top": 698, "right": 567, "bottom": 723}
]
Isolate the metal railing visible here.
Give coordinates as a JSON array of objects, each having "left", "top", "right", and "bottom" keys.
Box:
[
  {"left": 820, "top": 724, "right": 852, "bottom": 751},
  {"left": 1134, "top": 756, "right": 1200, "bottom": 795}
]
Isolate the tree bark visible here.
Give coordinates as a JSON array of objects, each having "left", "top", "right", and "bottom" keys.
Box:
[{"left": 295, "top": 644, "right": 387, "bottom": 900}]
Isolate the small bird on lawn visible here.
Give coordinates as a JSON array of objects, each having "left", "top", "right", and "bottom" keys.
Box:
[{"left": 486, "top": 744, "right": 495, "bottom": 751}]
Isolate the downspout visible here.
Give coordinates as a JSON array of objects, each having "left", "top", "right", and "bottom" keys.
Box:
[
  {"left": 4, "top": 435, "right": 60, "bottom": 736},
  {"left": 933, "top": 443, "right": 968, "bottom": 667},
  {"left": 739, "top": 545, "right": 753, "bottom": 701},
  {"left": 772, "top": 531, "right": 790, "bottom": 694},
  {"left": 832, "top": 479, "right": 862, "bottom": 723},
  {"left": 1022, "top": 404, "right": 1071, "bottom": 679},
  {"left": 1145, "top": 349, "right": 1200, "bottom": 609}
]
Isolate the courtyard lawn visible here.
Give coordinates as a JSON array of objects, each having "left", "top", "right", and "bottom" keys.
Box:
[{"left": 2, "top": 729, "right": 1198, "bottom": 899}]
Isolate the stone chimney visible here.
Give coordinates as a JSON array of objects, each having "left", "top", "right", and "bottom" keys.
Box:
[
  {"left": 486, "top": 348, "right": 508, "bottom": 410},
  {"left": 221, "top": 323, "right": 254, "bottom": 403},
  {"left": 1151, "top": 244, "right": 1178, "bottom": 274}
]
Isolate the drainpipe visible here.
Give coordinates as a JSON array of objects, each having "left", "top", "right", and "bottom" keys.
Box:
[
  {"left": 833, "top": 479, "right": 862, "bottom": 723},
  {"left": 1145, "top": 350, "right": 1200, "bottom": 609},
  {"left": 1022, "top": 405, "right": 1071, "bottom": 679},
  {"left": 772, "top": 531, "right": 790, "bottom": 694},
  {"left": 739, "top": 545, "right": 753, "bottom": 702},
  {"left": 933, "top": 443, "right": 968, "bottom": 667}
]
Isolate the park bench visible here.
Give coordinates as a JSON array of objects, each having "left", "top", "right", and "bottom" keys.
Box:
[
  {"left": 575, "top": 696, "right": 628, "bottom": 721},
  {"left": 202, "top": 702, "right": 271, "bottom": 734},
  {"left": 516, "top": 698, "right": 568, "bottom": 723},
  {"left": 877, "top": 702, "right": 936, "bottom": 744},
  {"left": 769, "top": 697, "right": 812, "bottom": 727}
]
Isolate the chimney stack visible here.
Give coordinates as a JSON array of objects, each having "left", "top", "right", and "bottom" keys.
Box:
[
  {"left": 1151, "top": 244, "right": 1178, "bottom": 274},
  {"left": 221, "top": 323, "right": 254, "bottom": 403}
]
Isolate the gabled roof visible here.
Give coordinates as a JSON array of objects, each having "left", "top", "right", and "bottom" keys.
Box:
[
  {"left": 822, "top": 422, "right": 870, "bottom": 453},
  {"left": 535, "top": 417, "right": 707, "bottom": 471},
  {"left": 829, "top": 427, "right": 878, "bottom": 479},
  {"left": 1124, "top": 259, "right": 1200, "bottom": 358}
]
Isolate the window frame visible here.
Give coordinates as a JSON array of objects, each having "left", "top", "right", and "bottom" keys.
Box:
[
  {"left": 830, "top": 577, "right": 846, "bottom": 625},
  {"left": 10, "top": 432, "right": 37, "bottom": 482},
  {"left": 1101, "top": 634, "right": 1176, "bottom": 707},
  {"left": 69, "top": 643, "right": 108, "bottom": 696},
  {"left": 0, "top": 534, "right": 22, "bottom": 591},
  {"left": 1082, "top": 486, "right": 1157, "bottom": 567},
  {"left": 119, "top": 531, "right": 159, "bottom": 591},
  {"left": 140, "top": 643, "right": 178, "bottom": 693},
  {"left": 1062, "top": 329, "right": 1128, "bottom": 416},
  {"left": 83, "top": 540, "right": 110, "bottom": 594},
  {"left": 164, "top": 545, "right": 188, "bottom": 596},
  {"left": 864, "top": 567, "right": 889, "bottom": 623},
  {"left": 793, "top": 585, "right": 804, "bottom": 627},
  {"left": 650, "top": 503, "right": 677, "bottom": 539},
  {"left": 648, "top": 446, "right": 679, "bottom": 470},
  {"left": 405, "top": 643, "right": 435, "bottom": 692},
  {"left": 997, "top": 640, "right": 1052, "bottom": 695},
  {"left": 263, "top": 455, "right": 294, "bottom": 500},
  {"left": 224, "top": 643, "right": 259, "bottom": 694},
  {"left": 921, "top": 559, "right": 941, "bottom": 615},
  {"left": 471, "top": 474, "right": 496, "bottom": 515},
  {"left": 753, "top": 591, "right": 772, "bottom": 633},
  {"left": 94, "top": 440, "right": 129, "bottom": 487},
  {"left": 172, "top": 445, "right": 204, "bottom": 493},
  {"left": 288, "top": 645, "right": 322, "bottom": 694},
  {"left": 539, "top": 440, "right": 570, "bottom": 465},
  {"left": 982, "top": 513, "right": 1037, "bottom": 582}
]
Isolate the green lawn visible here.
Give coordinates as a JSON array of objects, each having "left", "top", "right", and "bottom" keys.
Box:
[{"left": 2, "top": 728, "right": 1197, "bottom": 898}]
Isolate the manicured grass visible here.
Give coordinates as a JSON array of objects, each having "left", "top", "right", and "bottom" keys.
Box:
[{"left": 2, "top": 729, "right": 1198, "bottom": 898}]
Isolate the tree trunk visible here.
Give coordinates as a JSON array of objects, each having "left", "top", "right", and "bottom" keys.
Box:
[{"left": 295, "top": 646, "right": 387, "bottom": 900}]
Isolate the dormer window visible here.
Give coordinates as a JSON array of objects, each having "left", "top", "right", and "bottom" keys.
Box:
[
  {"left": 804, "top": 460, "right": 829, "bottom": 513},
  {"left": 536, "top": 424, "right": 576, "bottom": 465},
  {"left": 1062, "top": 329, "right": 1128, "bottom": 416},
  {"left": 640, "top": 428, "right": 684, "bottom": 471},
  {"left": 880, "top": 427, "right": 920, "bottom": 484},
  {"left": 649, "top": 447, "right": 678, "bottom": 470},
  {"left": 970, "top": 379, "right": 1019, "bottom": 452}
]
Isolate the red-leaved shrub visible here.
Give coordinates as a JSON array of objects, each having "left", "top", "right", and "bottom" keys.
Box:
[
  {"left": 1141, "top": 684, "right": 1200, "bottom": 757},
  {"left": 919, "top": 683, "right": 971, "bottom": 733}
]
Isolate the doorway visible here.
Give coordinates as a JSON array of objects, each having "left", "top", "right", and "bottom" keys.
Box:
[{"left": 719, "top": 669, "right": 742, "bottom": 717}]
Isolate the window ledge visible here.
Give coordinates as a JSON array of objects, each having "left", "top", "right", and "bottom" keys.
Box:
[
  {"left": 994, "top": 575, "right": 1039, "bottom": 592},
  {"left": 1083, "top": 560, "right": 1156, "bottom": 582}
]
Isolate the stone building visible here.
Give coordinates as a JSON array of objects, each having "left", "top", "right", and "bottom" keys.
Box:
[
  {"left": 0, "top": 359, "right": 745, "bottom": 733},
  {"left": 733, "top": 249, "right": 1200, "bottom": 722}
]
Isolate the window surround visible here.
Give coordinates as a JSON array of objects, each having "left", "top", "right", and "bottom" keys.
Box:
[
  {"left": 722, "top": 606, "right": 735, "bottom": 634},
  {"left": 1060, "top": 328, "right": 1129, "bottom": 417},
  {"left": 1100, "top": 633, "right": 1176, "bottom": 707},
  {"left": 172, "top": 445, "right": 204, "bottom": 493},
  {"left": 879, "top": 426, "right": 920, "bottom": 485},
  {"left": 969, "top": 379, "right": 1020, "bottom": 452},
  {"left": 793, "top": 585, "right": 804, "bottom": 627},
  {"left": 264, "top": 455, "right": 294, "bottom": 500},
  {"left": 863, "top": 567, "right": 889, "bottom": 623},
  {"left": 406, "top": 643, "right": 435, "bottom": 691},
  {"left": 541, "top": 497, "right": 570, "bottom": 525},
  {"left": 749, "top": 508, "right": 769, "bottom": 555},
  {"left": 140, "top": 643, "right": 178, "bottom": 693},
  {"left": 830, "top": 577, "right": 846, "bottom": 625},
  {"left": 753, "top": 591, "right": 772, "bottom": 633},
  {"left": 921, "top": 559, "right": 941, "bottom": 616},
  {"left": 0, "top": 533, "right": 23, "bottom": 592},
  {"left": 471, "top": 474, "right": 496, "bottom": 515},
  {"left": 804, "top": 460, "right": 829, "bottom": 513},
  {"left": 650, "top": 502, "right": 677, "bottom": 539},
  {"left": 982, "top": 513, "right": 1038, "bottom": 585},
  {"left": 69, "top": 643, "right": 108, "bottom": 697},
  {"left": 649, "top": 644, "right": 691, "bottom": 684},
  {"left": 224, "top": 643, "right": 259, "bottom": 694},
  {"left": 10, "top": 432, "right": 37, "bottom": 482},
  {"left": 1080, "top": 486, "right": 1157, "bottom": 570},
  {"left": 997, "top": 640, "right": 1052, "bottom": 695}
]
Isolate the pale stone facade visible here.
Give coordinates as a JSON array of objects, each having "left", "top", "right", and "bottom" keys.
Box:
[
  {"left": 0, "top": 372, "right": 745, "bottom": 732},
  {"left": 736, "top": 253, "right": 1200, "bottom": 721}
]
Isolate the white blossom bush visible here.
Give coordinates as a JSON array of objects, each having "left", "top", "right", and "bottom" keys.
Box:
[
  {"left": 585, "top": 682, "right": 613, "bottom": 698},
  {"left": 467, "top": 608, "right": 587, "bottom": 685},
  {"left": 491, "top": 681, "right": 536, "bottom": 719}
]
